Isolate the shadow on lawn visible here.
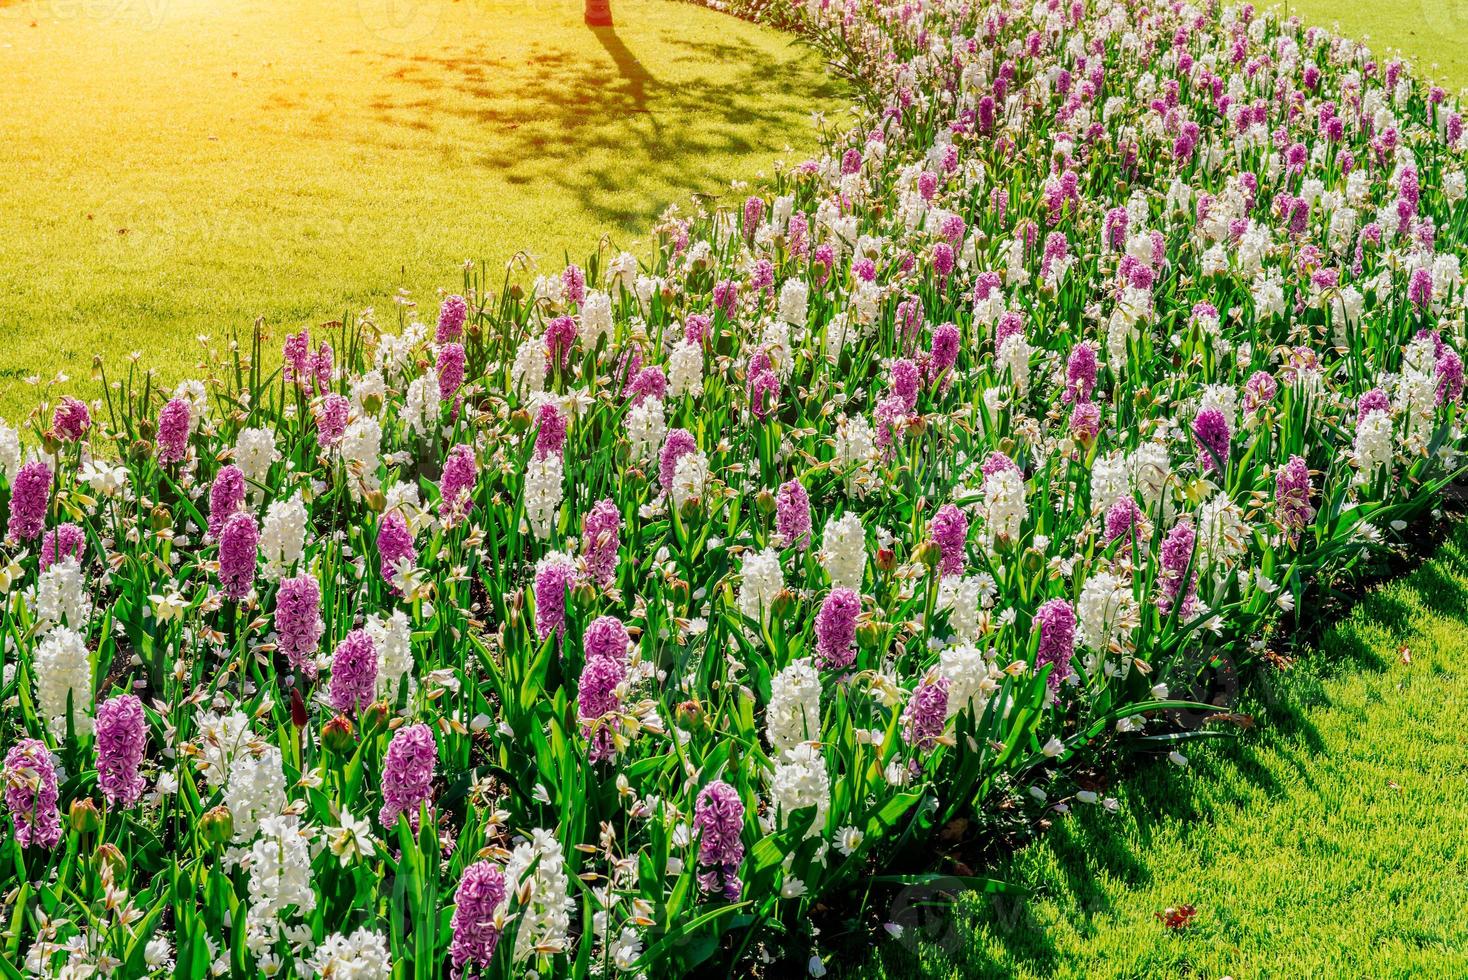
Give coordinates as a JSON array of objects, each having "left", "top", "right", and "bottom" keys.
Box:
[
  {"left": 367, "top": 26, "right": 843, "bottom": 233},
  {"left": 854, "top": 521, "right": 1468, "bottom": 979}
]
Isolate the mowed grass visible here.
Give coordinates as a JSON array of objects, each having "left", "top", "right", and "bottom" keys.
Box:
[
  {"left": 854, "top": 521, "right": 1468, "bottom": 979},
  {"left": 0, "top": 0, "right": 844, "bottom": 418}
]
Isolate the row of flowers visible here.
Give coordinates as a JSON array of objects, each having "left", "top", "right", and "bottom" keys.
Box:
[{"left": 2, "top": 0, "right": 1465, "bottom": 976}]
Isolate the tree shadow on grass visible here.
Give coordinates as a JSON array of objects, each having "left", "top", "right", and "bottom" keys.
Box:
[{"left": 363, "top": 26, "right": 845, "bottom": 234}]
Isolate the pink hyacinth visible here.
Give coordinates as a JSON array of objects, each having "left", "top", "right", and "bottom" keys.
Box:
[
  {"left": 39, "top": 522, "right": 85, "bottom": 571},
  {"left": 3, "top": 740, "right": 61, "bottom": 849},
  {"left": 742, "top": 195, "right": 765, "bottom": 237},
  {"left": 1034, "top": 598, "right": 1076, "bottom": 691},
  {"left": 815, "top": 587, "right": 860, "bottom": 670},
  {"left": 562, "top": 264, "right": 586, "bottom": 306},
  {"left": 685, "top": 313, "right": 711, "bottom": 345},
  {"left": 1069, "top": 401, "right": 1101, "bottom": 443},
  {"left": 329, "top": 629, "right": 378, "bottom": 715},
  {"left": 1104, "top": 497, "right": 1143, "bottom": 546},
  {"left": 312, "top": 342, "right": 334, "bottom": 391},
  {"left": 95, "top": 694, "right": 147, "bottom": 809},
  {"left": 627, "top": 365, "right": 668, "bottom": 407},
  {"left": 1275, "top": 455, "right": 1315, "bottom": 540},
  {"left": 581, "top": 499, "right": 620, "bottom": 589},
  {"left": 377, "top": 512, "right": 417, "bottom": 592},
  {"left": 275, "top": 573, "right": 324, "bottom": 679},
  {"left": 902, "top": 674, "right": 949, "bottom": 749},
  {"left": 1192, "top": 408, "right": 1231, "bottom": 473},
  {"left": 578, "top": 655, "right": 624, "bottom": 761},
  {"left": 437, "top": 343, "right": 466, "bottom": 401},
  {"left": 535, "top": 559, "right": 574, "bottom": 641},
  {"left": 379, "top": 723, "right": 437, "bottom": 831},
  {"left": 449, "top": 861, "right": 507, "bottom": 979},
  {"left": 1357, "top": 388, "right": 1391, "bottom": 422},
  {"left": 775, "top": 479, "right": 811, "bottom": 550},
  {"left": 660, "top": 429, "right": 697, "bottom": 488},
  {"left": 1243, "top": 370, "right": 1278, "bottom": 415},
  {"left": 208, "top": 465, "right": 245, "bottom": 539},
  {"left": 156, "top": 397, "right": 192, "bottom": 463},
  {"left": 315, "top": 393, "right": 350, "bottom": 448},
  {"left": 437, "top": 294, "right": 468, "bottom": 344},
  {"left": 51, "top": 397, "right": 90, "bottom": 442},
  {"left": 284, "top": 328, "right": 312, "bottom": 385},
  {"left": 1436, "top": 349, "right": 1464, "bottom": 405},
  {"left": 930, "top": 504, "right": 969, "bottom": 577},
  {"left": 749, "top": 369, "right": 779, "bottom": 420},
  {"left": 694, "top": 780, "right": 745, "bottom": 901},
  {"left": 533, "top": 402, "right": 566, "bottom": 460},
  {"left": 218, "top": 511, "right": 259, "bottom": 600},
  {"left": 583, "top": 614, "right": 631, "bottom": 663},
  {"left": 439, "top": 443, "right": 477, "bottom": 526},
  {"left": 8, "top": 461, "right": 51, "bottom": 542}
]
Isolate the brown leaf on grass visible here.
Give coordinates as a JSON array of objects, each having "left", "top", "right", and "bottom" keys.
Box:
[
  {"left": 1156, "top": 904, "right": 1198, "bottom": 930},
  {"left": 1399, "top": 645, "right": 1412, "bottom": 665}
]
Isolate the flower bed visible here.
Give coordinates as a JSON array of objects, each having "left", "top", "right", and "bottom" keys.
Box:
[{"left": 3, "top": 0, "right": 1466, "bottom": 976}]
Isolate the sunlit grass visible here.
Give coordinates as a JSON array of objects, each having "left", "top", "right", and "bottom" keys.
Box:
[{"left": 0, "top": 0, "right": 844, "bottom": 417}]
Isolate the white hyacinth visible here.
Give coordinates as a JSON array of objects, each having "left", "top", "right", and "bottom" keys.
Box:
[
  {"left": 243, "top": 814, "right": 317, "bottom": 961},
  {"left": 259, "top": 492, "right": 308, "bottom": 580},
  {"left": 235, "top": 426, "right": 277, "bottom": 487},
  {"left": 341, "top": 417, "right": 383, "bottom": 498},
  {"left": 309, "top": 928, "right": 392, "bottom": 980},
  {"left": 505, "top": 828, "right": 575, "bottom": 962},
  {"left": 1354, "top": 409, "right": 1395, "bottom": 479},
  {"left": 671, "top": 449, "right": 709, "bottom": 511},
  {"left": 820, "top": 513, "right": 867, "bottom": 591},
  {"left": 0, "top": 422, "right": 21, "bottom": 483},
  {"left": 368, "top": 608, "right": 415, "bottom": 704},
  {"left": 34, "top": 625, "right": 93, "bottom": 739},
  {"left": 524, "top": 451, "right": 564, "bottom": 541},
  {"left": 770, "top": 742, "right": 830, "bottom": 833},
  {"left": 401, "top": 368, "right": 442, "bottom": 439},
  {"left": 626, "top": 396, "right": 667, "bottom": 465},
  {"left": 1076, "top": 570, "right": 1138, "bottom": 653},
  {"left": 667, "top": 339, "right": 704, "bottom": 398},
  {"left": 737, "top": 547, "right": 784, "bottom": 622},
  {"left": 36, "top": 558, "right": 91, "bottom": 629},
  {"left": 767, "top": 657, "right": 822, "bottom": 754},
  {"left": 225, "top": 744, "right": 288, "bottom": 844}
]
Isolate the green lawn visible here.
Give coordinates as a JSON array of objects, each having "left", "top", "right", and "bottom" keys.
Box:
[
  {"left": 855, "top": 520, "right": 1468, "bottom": 978},
  {"left": 0, "top": 0, "right": 842, "bottom": 419}
]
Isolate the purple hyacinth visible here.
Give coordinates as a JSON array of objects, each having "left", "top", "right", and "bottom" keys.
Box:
[
  {"left": 1069, "top": 401, "right": 1101, "bottom": 443},
  {"left": 1104, "top": 497, "right": 1144, "bottom": 546},
  {"left": 39, "top": 522, "right": 85, "bottom": 571},
  {"left": 694, "top": 780, "right": 745, "bottom": 901},
  {"left": 929, "top": 322, "right": 960, "bottom": 388},
  {"left": 8, "top": 461, "right": 51, "bottom": 542},
  {"left": 891, "top": 358, "right": 920, "bottom": 412},
  {"left": 1243, "top": 370, "right": 1278, "bottom": 415},
  {"left": 439, "top": 443, "right": 477, "bottom": 526},
  {"left": 742, "top": 195, "right": 765, "bottom": 237},
  {"left": 749, "top": 369, "right": 779, "bottom": 420},
  {"left": 1357, "top": 388, "right": 1391, "bottom": 421},
  {"left": 1033, "top": 598, "right": 1076, "bottom": 691},
  {"left": 275, "top": 573, "right": 324, "bottom": 679},
  {"left": 534, "top": 559, "right": 574, "bottom": 641},
  {"left": 545, "top": 315, "right": 576, "bottom": 369},
  {"left": 627, "top": 366, "right": 668, "bottom": 407},
  {"left": 981, "top": 451, "right": 1020, "bottom": 480},
  {"left": 578, "top": 655, "right": 624, "bottom": 761},
  {"left": 660, "top": 429, "right": 697, "bottom": 488},
  {"left": 930, "top": 504, "right": 969, "bottom": 577},
  {"left": 315, "top": 393, "right": 350, "bottom": 448},
  {"left": 51, "top": 397, "right": 90, "bottom": 442},
  {"left": 379, "top": 723, "right": 437, "bottom": 831},
  {"left": 437, "top": 294, "right": 468, "bottom": 344},
  {"left": 1192, "top": 408, "right": 1231, "bottom": 473},
  {"left": 902, "top": 674, "right": 950, "bottom": 749},
  {"left": 562, "top": 264, "right": 586, "bottom": 306},
  {"left": 1065, "top": 342, "right": 1098, "bottom": 404},
  {"left": 437, "top": 343, "right": 466, "bottom": 402},
  {"left": 449, "top": 861, "right": 507, "bottom": 979},
  {"left": 208, "top": 465, "right": 246, "bottom": 540},
  {"left": 218, "top": 511, "right": 259, "bottom": 601},
  {"left": 815, "top": 587, "right": 860, "bottom": 670},
  {"left": 581, "top": 498, "right": 620, "bottom": 588},
  {"left": 1157, "top": 519, "right": 1198, "bottom": 617},
  {"left": 156, "top": 397, "right": 192, "bottom": 464},
  {"left": 583, "top": 615, "right": 631, "bottom": 663},
  {"left": 1275, "top": 455, "right": 1315, "bottom": 540},
  {"left": 329, "top": 629, "right": 379, "bottom": 715},
  {"left": 95, "top": 694, "right": 147, "bottom": 809},
  {"left": 533, "top": 402, "right": 566, "bottom": 460},
  {"left": 1436, "top": 349, "right": 1464, "bottom": 405},
  {"left": 775, "top": 480, "right": 812, "bottom": 550},
  {"left": 377, "top": 512, "right": 417, "bottom": 593},
  {"left": 3, "top": 740, "right": 61, "bottom": 849}
]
